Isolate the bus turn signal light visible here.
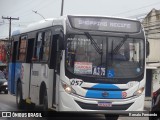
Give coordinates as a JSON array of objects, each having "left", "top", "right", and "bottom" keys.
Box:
[
  {"left": 61, "top": 81, "right": 76, "bottom": 94},
  {"left": 133, "top": 87, "right": 144, "bottom": 96}
]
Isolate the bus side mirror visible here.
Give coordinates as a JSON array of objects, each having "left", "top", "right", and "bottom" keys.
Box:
[{"left": 146, "top": 40, "right": 150, "bottom": 57}]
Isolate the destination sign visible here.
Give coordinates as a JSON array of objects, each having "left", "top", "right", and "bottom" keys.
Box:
[{"left": 68, "top": 16, "right": 141, "bottom": 33}]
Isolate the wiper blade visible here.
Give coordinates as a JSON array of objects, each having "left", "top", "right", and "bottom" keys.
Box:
[
  {"left": 113, "top": 36, "right": 128, "bottom": 54},
  {"left": 84, "top": 32, "right": 102, "bottom": 55}
]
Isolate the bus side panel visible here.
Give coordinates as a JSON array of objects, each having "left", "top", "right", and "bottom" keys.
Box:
[
  {"left": 21, "top": 63, "right": 31, "bottom": 100},
  {"left": 14, "top": 62, "right": 22, "bottom": 95},
  {"left": 8, "top": 63, "right": 16, "bottom": 94}
]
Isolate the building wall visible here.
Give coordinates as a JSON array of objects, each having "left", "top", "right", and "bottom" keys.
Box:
[
  {"left": 142, "top": 8, "right": 160, "bottom": 62},
  {"left": 0, "top": 39, "right": 9, "bottom": 63}
]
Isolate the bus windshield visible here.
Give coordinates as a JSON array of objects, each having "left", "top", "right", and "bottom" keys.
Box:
[{"left": 66, "top": 34, "right": 144, "bottom": 79}]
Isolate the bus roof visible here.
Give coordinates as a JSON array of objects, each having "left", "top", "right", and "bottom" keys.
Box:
[
  {"left": 12, "top": 17, "right": 65, "bottom": 36},
  {"left": 12, "top": 15, "right": 140, "bottom": 36}
]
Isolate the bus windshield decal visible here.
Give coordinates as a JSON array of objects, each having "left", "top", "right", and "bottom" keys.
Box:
[
  {"left": 74, "top": 62, "right": 92, "bottom": 74},
  {"left": 68, "top": 16, "right": 141, "bottom": 33}
]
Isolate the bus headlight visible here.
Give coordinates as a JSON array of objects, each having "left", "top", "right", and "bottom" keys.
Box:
[
  {"left": 61, "top": 81, "right": 76, "bottom": 94},
  {"left": 133, "top": 87, "right": 144, "bottom": 96}
]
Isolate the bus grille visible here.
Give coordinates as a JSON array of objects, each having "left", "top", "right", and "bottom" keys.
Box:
[{"left": 75, "top": 100, "right": 134, "bottom": 110}]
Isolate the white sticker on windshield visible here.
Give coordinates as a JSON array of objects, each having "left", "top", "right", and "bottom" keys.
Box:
[
  {"left": 74, "top": 62, "right": 92, "bottom": 74},
  {"left": 93, "top": 66, "right": 105, "bottom": 76}
]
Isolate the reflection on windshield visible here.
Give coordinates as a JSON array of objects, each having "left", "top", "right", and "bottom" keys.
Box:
[{"left": 66, "top": 34, "right": 144, "bottom": 78}]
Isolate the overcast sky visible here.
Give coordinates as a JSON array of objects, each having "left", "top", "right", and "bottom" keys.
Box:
[{"left": 0, "top": 0, "right": 160, "bottom": 38}]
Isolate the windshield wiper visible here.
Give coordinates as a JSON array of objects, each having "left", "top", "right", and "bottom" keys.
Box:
[
  {"left": 84, "top": 32, "right": 103, "bottom": 55},
  {"left": 113, "top": 35, "right": 128, "bottom": 54},
  {"left": 84, "top": 32, "right": 104, "bottom": 75}
]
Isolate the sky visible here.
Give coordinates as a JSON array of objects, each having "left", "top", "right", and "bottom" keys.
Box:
[{"left": 0, "top": 0, "right": 160, "bottom": 39}]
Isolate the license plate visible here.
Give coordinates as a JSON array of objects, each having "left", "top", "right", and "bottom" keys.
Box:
[{"left": 98, "top": 102, "right": 112, "bottom": 107}]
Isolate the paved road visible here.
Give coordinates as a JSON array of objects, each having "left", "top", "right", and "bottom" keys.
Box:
[
  {"left": 0, "top": 93, "right": 152, "bottom": 120},
  {"left": 0, "top": 93, "right": 17, "bottom": 111}
]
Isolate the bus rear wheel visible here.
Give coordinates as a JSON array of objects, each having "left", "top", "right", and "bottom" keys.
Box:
[{"left": 16, "top": 82, "right": 24, "bottom": 109}]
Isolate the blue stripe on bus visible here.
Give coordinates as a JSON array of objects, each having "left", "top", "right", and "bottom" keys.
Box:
[
  {"left": 85, "top": 90, "right": 122, "bottom": 99},
  {"left": 92, "top": 84, "right": 120, "bottom": 90},
  {"left": 85, "top": 84, "right": 122, "bottom": 99},
  {"left": 8, "top": 62, "right": 22, "bottom": 94},
  {"left": 8, "top": 63, "right": 16, "bottom": 94},
  {"left": 14, "top": 63, "right": 22, "bottom": 94}
]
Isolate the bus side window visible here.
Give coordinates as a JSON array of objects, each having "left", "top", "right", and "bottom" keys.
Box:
[
  {"left": 26, "top": 38, "right": 35, "bottom": 63},
  {"left": 11, "top": 41, "right": 18, "bottom": 62},
  {"left": 33, "top": 32, "right": 44, "bottom": 61},
  {"left": 42, "top": 31, "right": 51, "bottom": 61},
  {"left": 18, "top": 36, "right": 27, "bottom": 61},
  {"left": 49, "top": 34, "right": 59, "bottom": 69}
]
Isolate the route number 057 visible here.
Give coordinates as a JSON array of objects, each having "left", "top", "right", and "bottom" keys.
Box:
[{"left": 71, "top": 79, "right": 83, "bottom": 86}]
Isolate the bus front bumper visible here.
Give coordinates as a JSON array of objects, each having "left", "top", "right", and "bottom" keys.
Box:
[{"left": 58, "top": 91, "right": 145, "bottom": 113}]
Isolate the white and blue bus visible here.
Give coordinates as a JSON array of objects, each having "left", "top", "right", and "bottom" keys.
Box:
[{"left": 8, "top": 15, "right": 147, "bottom": 116}]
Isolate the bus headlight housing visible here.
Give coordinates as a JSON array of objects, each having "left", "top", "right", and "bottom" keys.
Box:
[
  {"left": 133, "top": 87, "right": 144, "bottom": 96},
  {"left": 61, "top": 81, "right": 76, "bottom": 94}
]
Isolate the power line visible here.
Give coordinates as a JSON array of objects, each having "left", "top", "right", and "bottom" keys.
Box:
[
  {"left": 0, "top": 0, "right": 34, "bottom": 16},
  {"left": 128, "top": 9, "right": 160, "bottom": 20},
  {"left": 18, "top": 0, "right": 59, "bottom": 19},
  {"left": 113, "top": 1, "right": 160, "bottom": 16},
  {"left": 128, "top": 12, "right": 148, "bottom": 18}
]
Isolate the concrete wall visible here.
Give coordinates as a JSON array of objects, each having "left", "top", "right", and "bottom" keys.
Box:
[{"left": 142, "top": 8, "right": 160, "bottom": 62}]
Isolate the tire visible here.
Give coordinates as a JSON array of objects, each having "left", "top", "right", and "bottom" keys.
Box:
[
  {"left": 43, "top": 89, "right": 48, "bottom": 111},
  {"left": 4, "top": 91, "right": 8, "bottom": 94},
  {"left": 16, "top": 82, "right": 24, "bottom": 109},
  {"left": 104, "top": 114, "right": 119, "bottom": 120},
  {"left": 42, "top": 89, "right": 48, "bottom": 117}
]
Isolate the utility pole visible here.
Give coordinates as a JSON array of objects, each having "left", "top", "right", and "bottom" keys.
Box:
[
  {"left": 2, "top": 16, "right": 19, "bottom": 43},
  {"left": 60, "top": 0, "right": 64, "bottom": 16},
  {"left": 2, "top": 16, "right": 19, "bottom": 63}
]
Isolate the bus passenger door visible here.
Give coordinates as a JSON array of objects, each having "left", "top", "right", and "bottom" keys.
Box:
[
  {"left": 25, "top": 38, "right": 37, "bottom": 103},
  {"left": 30, "top": 63, "right": 41, "bottom": 103},
  {"left": 29, "top": 32, "right": 43, "bottom": 104},
  {"left": 49, "top": 30, "right": 64, "bottom": 109},
  {"left": 50, "top": 34, "right": 58, "bottom": 107}
]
